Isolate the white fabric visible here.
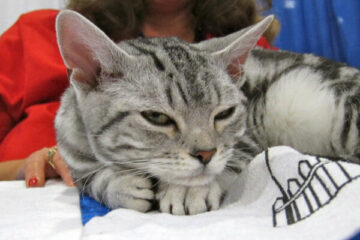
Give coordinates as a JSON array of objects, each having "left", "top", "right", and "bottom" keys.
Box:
[
  {"left": 0, "top": 147, "right": 359, "bottom": 239},
  {"left": 82, "top": 146, "right": 360, "bottom": 240},
  {"left": 0, "top": 180, "right": 82, "bottom": 240},
  {"left": 0, "top": 0, "right": 67, "bottom": 34}
]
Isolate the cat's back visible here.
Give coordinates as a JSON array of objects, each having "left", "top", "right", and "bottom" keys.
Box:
[{"left": 244, "top": 49, "right": 360, "bottom": 90}]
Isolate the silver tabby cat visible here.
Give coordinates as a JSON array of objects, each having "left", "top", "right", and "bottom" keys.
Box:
[{"left": 55, "top": 10, "right": 360, "bottom": 215}]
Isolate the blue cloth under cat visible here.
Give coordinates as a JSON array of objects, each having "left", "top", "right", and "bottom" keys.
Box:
[{"left": 80, "top": 195, "right": 110, "bottom": 225}]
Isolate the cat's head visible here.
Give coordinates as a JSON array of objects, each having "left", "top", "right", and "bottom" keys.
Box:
[{"left": 56, "top": 10, "right": 273, "bottom": 186}]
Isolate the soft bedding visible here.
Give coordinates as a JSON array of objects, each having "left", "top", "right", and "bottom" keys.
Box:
[
  {"left": 0, "top": 180, "right": 82, "bottom": 240},
  {"left": 1, "top": 146, "right": 360, "bottom": 240}
]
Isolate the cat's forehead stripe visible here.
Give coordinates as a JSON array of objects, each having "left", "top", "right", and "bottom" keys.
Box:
[
  {"left": 175, "top": 81, "right": 189, "bottom": 105},
  {"left": 128, "top": 38, "right": 223, "bottom": 106},
  {"left": 162, "top": 42, "right": 208, "bottom": 76},
  {"left": 213, "top": 81, "right": 222, "bottom": 104},
  {"left": 165, "top": 86, "right": 174, "bottom": 108},
  {"left": 127, "top": 42, "right": 165, "bottom": 72},
  {"left": 95, "top": 112, "right": 130, "bottom": 135}
]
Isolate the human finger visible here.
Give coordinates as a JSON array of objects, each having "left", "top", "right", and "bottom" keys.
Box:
[
  {"left": 50, "top": 150, "right": 76, "bottom": 187},
  {"left": 25, "top": 148, "right": 55, "bottom": 187}
]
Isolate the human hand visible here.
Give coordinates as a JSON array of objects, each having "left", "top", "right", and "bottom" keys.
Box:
[{"left": 22, "top": 147, "right": 75, "bottom": 187}]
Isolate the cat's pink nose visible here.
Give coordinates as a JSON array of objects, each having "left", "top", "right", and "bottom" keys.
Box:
[{"left": 192, "top": 149, "right": 217, "bottom": 165}]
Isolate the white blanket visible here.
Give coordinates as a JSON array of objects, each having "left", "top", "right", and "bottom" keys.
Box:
[
  {"left": 0, "top": 180, "right": 82, "bottom": 240},
  {"left": 1, "top": 146, "right": 359, "bottom": 239},
  {"left": 82, "top": 146, "right": 360, "bottom": 240}
]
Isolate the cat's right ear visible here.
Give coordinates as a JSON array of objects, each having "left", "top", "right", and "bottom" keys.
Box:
[
  {"left": 56, "top": 10, "right": 133, "bottom": 91},
  {"left": 193, "top": 15, "right": 274, "bottom": 85}
]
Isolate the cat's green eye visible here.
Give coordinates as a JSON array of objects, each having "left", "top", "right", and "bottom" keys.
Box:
[
  {"left": 215, "top": 107, "right": 236, "bottom": 121},
  {"left": 141, "top": 111, "right": 175, "bottom": 126}
]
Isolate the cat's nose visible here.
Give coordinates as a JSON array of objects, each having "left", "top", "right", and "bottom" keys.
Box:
[{"left": 191, "top": 149, "right": 217, "bottom": 165}]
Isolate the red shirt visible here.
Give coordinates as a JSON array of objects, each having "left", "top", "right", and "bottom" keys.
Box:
[{"left": 0, "top": 9, "right": 275, "bottom": 162}]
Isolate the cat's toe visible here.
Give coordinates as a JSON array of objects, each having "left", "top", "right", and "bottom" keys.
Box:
[
  {"left": 206, "top": 181, "right": 222, "bottom": 211},
  {"left": 106, "top": 175, "right": 154, "bottom": 211},
  {"left": 185, "top": 181, "right": 222, "bottom": 215},
  {"left": 125, "top": 198, "right": 153, "bottom": 213},
  {"left": 185, "top": 186, "right": 208, "bottom": 215},
  {"left": 157, "top": 184, "right": 187, "bottom": 215}
]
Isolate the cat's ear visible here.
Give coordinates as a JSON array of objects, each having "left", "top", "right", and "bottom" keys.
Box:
[
  {"left": 194, "top": 15, "right": 274, "bottom": 82},
  {"left": 56, "top": 10, "right": 133, "bottom": 90}
]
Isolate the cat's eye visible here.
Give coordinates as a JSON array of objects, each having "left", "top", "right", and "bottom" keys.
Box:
[
  {"left": 141, "top": 111, "right": 175, "bottom": 126},
  {"left": 215, "top": 107, "right": 236, "bottom": 121}
]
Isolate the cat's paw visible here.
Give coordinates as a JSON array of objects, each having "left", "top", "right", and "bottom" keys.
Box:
[
  {"left": 105, "top": 175, "right": 154, "bottom": 212},
  {"left": 184, "top": 182, "right": 223, "bottom": 215},
  {"left": 156, "top": 181, "right": 223, "bottom": 215}
]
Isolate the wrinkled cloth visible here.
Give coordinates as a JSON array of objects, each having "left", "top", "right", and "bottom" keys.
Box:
[
  {"left": 0, "top": 147, "right": 359, "bottom": 239},
  {"left": 82, "top": 146, "right": 360, "bottom": 240}
]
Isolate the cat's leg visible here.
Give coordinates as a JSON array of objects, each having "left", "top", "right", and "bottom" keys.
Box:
[
  {"left": 76, "top": 167, "right": 154, "bottom": 212},
  {"left": 156, "top": 181, "right": 223, "bottom": 215}
]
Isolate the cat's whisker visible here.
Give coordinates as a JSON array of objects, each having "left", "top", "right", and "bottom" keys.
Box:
[
  {"left": 114, "top": 168, "right": 145, "bottom": 175},
  {"left": 74, "top": 164, "right": 107, "bottom": 184},
  {"left": 105, "top": 156, "right": 178, "bottom": 167},
  {"left": 234, "top": 146, "right": 257, "bottom": 152},
  {"left": 224, "top": 165, "right": 243, "bottom": 175},
  {"left": 76, "top": 165, "right": 110, "bottom": 195}
]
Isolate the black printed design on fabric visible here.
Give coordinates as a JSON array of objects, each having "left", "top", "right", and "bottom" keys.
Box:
[{"left": 264, "top": 150, "right": 360, "bottom": 227}]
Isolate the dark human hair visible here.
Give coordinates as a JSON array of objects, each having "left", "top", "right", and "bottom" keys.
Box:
[{"left": 66, "top": 0, "right": 279, "bottom": 43}]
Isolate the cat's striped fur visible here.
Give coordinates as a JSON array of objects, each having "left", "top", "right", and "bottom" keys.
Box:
[
  {"left": 243, "top": 49, "right": 360, "bottom": 161},
  {"left": 55, "top": 11, "right": 360, "bottom": 215}
]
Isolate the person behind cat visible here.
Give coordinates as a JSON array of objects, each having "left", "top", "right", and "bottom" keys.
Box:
[{"left": 0, "top": 0, "right": 278, "bottom": 187}]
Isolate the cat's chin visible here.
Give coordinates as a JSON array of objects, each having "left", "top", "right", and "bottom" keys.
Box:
[{"left": 165, "top": 173, "right": 216, "bottom": 187}]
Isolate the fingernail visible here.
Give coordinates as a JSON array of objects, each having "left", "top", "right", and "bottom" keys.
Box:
[{"left": 28, "top": 177, "right": 38, "bottom": 187}]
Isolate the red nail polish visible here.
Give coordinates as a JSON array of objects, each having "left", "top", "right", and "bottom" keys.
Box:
[{"left": 28, "top": 177, "right": 38, "bottom": 187}]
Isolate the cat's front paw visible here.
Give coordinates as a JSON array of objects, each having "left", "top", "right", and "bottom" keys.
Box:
[
  {"left": 156, "top": 181, "right": 223, "bottom": 215},
  {"left": 106, "top": 175, "right": 154, "bottom": 212}
]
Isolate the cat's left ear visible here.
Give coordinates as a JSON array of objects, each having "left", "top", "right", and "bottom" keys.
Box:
[
  {"left": 56, "top": 10, "right": 134, "bottom": 91},
  {"left": 194, "top": 15, "right": 274, "bottom": 84}
]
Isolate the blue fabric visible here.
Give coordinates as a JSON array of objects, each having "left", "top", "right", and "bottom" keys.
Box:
[
  {"left": 80, "top": 195, "right": 111, "bottom": 225},
  {"left": 350, "top": 231, "right": 360, "bottom": 240},
  {"left": 271, "top": 0, "right": 360, "bottom": 68}
]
